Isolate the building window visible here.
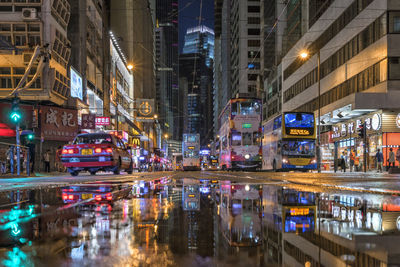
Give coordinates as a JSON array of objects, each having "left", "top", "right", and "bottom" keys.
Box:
[
  {"left": 248, "top": 40, "right": 260, "bottom": 47},
  {"left": 248, "top": 17, "right": 260, "bottom": 24},
  {"left": 248, "top": 28, "right": 260, "bottom": 35},
  {"left": 389, "top": 57, "right": 400, "bottom": 80},
  {"left": 248, "top": 74, "right": 258, "bottom": 81},
  {"left": 247, "top": 6, "right": 260, "bottom": 13},
  {"left": 389, "top": 12, "right": 400, "bottom": 33}
]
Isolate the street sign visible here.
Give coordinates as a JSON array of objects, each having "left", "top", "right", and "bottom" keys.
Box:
[
  {"left": 81, "top": 113, "right": 96, "bottom": 129},
  {"left": 95, "top": 116, "right": 110, "bottom": 126}
]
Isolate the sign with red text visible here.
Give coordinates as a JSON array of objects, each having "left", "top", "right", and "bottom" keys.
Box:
[
  {"left": 41, "top": 106, "right": 78, "bottom": 141},
  {"left": 95, "top": 117, "right": 110, "bottom": 126}
]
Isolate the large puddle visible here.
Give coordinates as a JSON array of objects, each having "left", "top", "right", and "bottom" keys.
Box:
[{"left": 0, "top": 178, "right": 399, "bottom": 266}]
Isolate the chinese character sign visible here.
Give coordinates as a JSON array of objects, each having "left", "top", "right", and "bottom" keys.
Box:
[
  {"left": 41, "top": 106, "right": 78, "bottom": 141},
  {"left": 95, "top": 117, "right": 110, "bottom": 126},
  {"left": 82, "top": 114, "right": 96, "bottom": 129}
]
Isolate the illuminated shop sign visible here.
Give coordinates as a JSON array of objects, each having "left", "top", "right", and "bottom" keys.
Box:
[
  {"left": 397, "top": 114, "right": 400, "bottom": 128},
  {"left": 331, "top": 114, "right": 381, "bottom": 139}
]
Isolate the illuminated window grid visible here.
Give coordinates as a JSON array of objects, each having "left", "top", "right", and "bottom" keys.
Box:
[
  {"left": 0, "top": 67, "right": 41, "bottom": 91},
  {"left": 0, "top": 22, "right": 41, "bottom": 48}
]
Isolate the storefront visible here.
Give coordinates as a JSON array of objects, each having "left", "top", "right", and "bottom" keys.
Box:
[{"left": 322, "top": 110, "right": 400, "bottom": 172}]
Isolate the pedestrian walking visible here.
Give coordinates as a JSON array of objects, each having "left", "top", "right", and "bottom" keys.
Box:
[
  {"left": 6, "top": 146, "right": 13, "bottom": 173},
  {"left": 376, "top": 148, "right": 383, "bottom": 173},
  {"left": 354, "top": 155, "right": 360, "bottom": 172},
  {"left": 388, "top": 148, "right": 396, "bottom": 170},
  {"left": 396, "top": 146, "right": 400, "bottom": 167},
  {"left": 350, "top": 149, "right": 356, "bottom": 172},
  {"left": 44, "top": 149, "right": 51, "bottom": 172},
  {"left": 340, "top": 151, "right": 347, "bottom": 172}
]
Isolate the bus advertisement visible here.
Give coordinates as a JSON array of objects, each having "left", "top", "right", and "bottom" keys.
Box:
[
  {"left": 182, "top": 133, "right": 201, "bottom": 171},
  {"left": 219, "top": 98, "right": 262, "bottom": 170},
  {"left": 262, "top": 112, "right": 317, "bottom": 171}
]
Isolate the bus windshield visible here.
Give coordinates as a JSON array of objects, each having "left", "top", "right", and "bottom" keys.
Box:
[
  {"left": 232, "top": 101, "right": 261, "bottom": 116},
  {"left": 281, "top": 140, "right": 315, "bottom": 156},
  {"left": 284, "top": 113, "right": 314, "bottom": 128}
]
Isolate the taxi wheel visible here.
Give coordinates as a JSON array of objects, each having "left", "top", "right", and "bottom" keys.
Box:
[
  {"left": 113, "top": 158, "right": 121, "bottom": 175},
  {"left": 126, "top": 161, "right": 133, "bottom": 174}
]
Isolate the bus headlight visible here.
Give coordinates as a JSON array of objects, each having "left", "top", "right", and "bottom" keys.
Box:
[
  {"left": 282, "top": 158, "right": 288, "bottom": 164},
  {"left": 245, "top": 154, "right": 250, "bottom": 159}
]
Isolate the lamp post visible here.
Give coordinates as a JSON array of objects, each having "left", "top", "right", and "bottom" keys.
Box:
[{"left": 300, "top": 49, "right": 321, "bottom": 173}]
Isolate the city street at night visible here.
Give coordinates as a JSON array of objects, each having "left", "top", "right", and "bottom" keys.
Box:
[{"left": 1, "top": 0, "right": 400, "bottom": 266}]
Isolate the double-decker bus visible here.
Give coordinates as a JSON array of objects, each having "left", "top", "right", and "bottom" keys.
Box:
[
  {"left": 219, "top": 97, "right": 262, "bottom": 170},
  {"left": 182, "top": 133, "right": 201, "bottom": 171},
  {"left": 262, "top": 112, "right": 317, "bottom": 171},
  {"left": 182, "top": 178, "right": 200, "bottom": 211}
]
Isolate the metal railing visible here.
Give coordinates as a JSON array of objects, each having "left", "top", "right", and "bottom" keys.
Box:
[{"left": 0, "top": 142, "right": 31, "bottom": 176}]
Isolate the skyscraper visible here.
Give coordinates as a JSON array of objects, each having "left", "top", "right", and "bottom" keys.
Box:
[
  {"left": 155, "top": 0, "right": 181, "bottom": 141},
  {"left": 180, "top": 25, "right": 214, "bottom": 146},
  {"left": 182, "top": 25, "right": 215, "bottom": 68}
]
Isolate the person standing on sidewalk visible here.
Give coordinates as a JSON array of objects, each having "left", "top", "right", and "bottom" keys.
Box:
[
  {"left": 376, "top": 148, "right": 384, "bottom": 173},
  {"left": 340, "top": 151, "right": 347, "bottom": 172},
  {"left": 388, "top": 148, "right": 396, "bottom": 170},
  {"left": 350, "top": 149, "right": 355, "bottom": 172},
  {"left": 396, "top": 146, "right": 400, "bottom": 167},
  {"left": 44, "top": 150, "right": 50, "bottom": 173}
]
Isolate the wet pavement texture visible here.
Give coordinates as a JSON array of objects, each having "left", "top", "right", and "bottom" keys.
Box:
[{"left": 0, "top": 176, "right": 400, "bottom": 266}]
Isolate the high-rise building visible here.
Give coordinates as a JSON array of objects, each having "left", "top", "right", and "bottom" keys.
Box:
[
  {"left": 213, "top": 0, "right": 231, "bottom": 137},
  {"left": 230, "top": 0, "right": 262, "bottom": 97},
  {"left": 280, "top": 0, "right": 400, "bottom": 171},
  {"left": 110, "top": 0, "right": 158, "bottom": 151},
  {"left": 155, "top": 0, "right": 180, "bottom": 141},
  {"left": 180, "top": 52, "right": 213, "bottom": 146},
  {"left": 181, "top": 25, "right": 214, "bottom": 146},
  {"left": 182, "top": 25, "right": 215, "bottom": 68}
]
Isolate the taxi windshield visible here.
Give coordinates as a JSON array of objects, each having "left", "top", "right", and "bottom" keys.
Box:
[{"left": 73, "top": 134, "right": 113, "bottom": 145}]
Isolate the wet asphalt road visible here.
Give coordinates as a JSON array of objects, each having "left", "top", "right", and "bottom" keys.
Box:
[
  {"left": 0, "top": 172, "right": 400, "bottom": 266},
  {"left": 1, "top": 171, "right": 400, "bottom": 195}
]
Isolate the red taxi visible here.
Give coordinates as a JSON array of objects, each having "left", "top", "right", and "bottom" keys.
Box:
[{"left": 61, "top": 132, "right": 133, "bottom": 176}]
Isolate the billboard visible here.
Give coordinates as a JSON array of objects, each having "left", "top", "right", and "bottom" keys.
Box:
[
  {"left": 135, "top": 99, "right": 155, "bottom": 121},
  {"left": 70, "top": 67, "right": 83, "bottom": 100}
]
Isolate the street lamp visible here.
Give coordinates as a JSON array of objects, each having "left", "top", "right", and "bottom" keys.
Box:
[
  {"left": 154, "top": 114, "right": 158, "bottom": 119},
  {"left": 299, "top": 48, "right": 321, "bottom": 173},
  {"left": 127, "top": 63, "right": 134, "bottom": 70}
]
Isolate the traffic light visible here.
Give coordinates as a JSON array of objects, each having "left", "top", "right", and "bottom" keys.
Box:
[
  {"left": 10, "top": 97, "right": 21, "bottom": 123},
  {"left": 358, "top": 123, "right": 365, "bottom": 138},
  {"left": 27, "top": 133, "right": 34, "bottom": 140}
]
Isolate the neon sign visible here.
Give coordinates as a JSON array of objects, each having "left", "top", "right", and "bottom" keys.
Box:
[{"left": 289, "top": 129, "right": 310, "bottom": 136}]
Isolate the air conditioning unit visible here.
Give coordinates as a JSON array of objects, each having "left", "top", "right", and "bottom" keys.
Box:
[{"left": 21, "top": 8, "right": 38, "bottom": 20}]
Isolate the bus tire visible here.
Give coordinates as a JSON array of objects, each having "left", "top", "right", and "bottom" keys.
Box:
[{"left": 273, "top": 161, "right": 277, "bottom": 172}]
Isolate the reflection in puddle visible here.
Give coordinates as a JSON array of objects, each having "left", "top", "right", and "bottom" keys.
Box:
[{"left": 0, "top": 180, "right": 400, "bottom": 266}]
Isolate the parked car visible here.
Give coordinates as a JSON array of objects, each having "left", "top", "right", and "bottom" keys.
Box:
[{"left": 61, "top": 132, "right": 133, "bottom": 176}]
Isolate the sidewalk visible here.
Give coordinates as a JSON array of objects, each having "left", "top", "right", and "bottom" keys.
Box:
[{"left": 0, "top": 171, "right": 68, "bottom": 179}]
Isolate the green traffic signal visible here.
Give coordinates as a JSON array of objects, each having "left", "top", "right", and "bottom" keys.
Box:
[
  {"left": 27, "top": 134, "right": 34, "bottom": 140},
  {"left": 10, "top": 111, "right": 21, "bottom": 123}
]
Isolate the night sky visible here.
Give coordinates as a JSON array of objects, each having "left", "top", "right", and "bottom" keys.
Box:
[{"left": 178, "top": 0, "right": 214, "bottom": 53}]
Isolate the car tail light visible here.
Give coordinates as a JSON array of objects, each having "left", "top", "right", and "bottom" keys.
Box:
[
  {"left": 67, "top": 149, "right": 78, "bottom": 154},
  {"left": 94, "top": 148, "right": 102, "bottom": 153},
  {"left": 105, "top": 148, "right": 113, "bottom": 153},
  {"left": 62, "top": 193, "right": 68, "bottom": 200},
  {"left": 95, "top": 195, "right": 102, "bottom": 201},
  {"left": 106, "top": 193, "right": 112, "bottom": 201},
  {"left": 68, "top": 194, "right": 75, "bottom": 200},
  {"left": 62, "top": 149, "right": 68, "bottom": 154}
]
